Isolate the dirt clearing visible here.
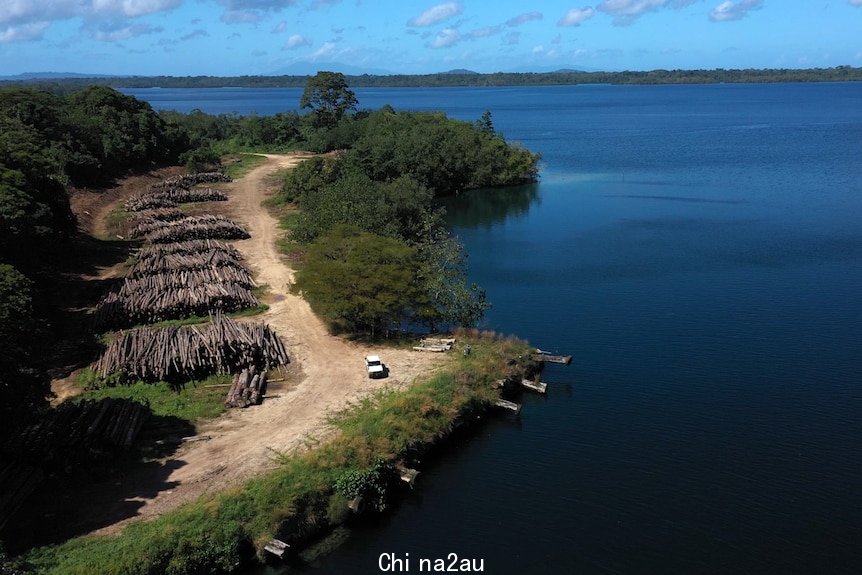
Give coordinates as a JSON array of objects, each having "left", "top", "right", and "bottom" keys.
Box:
[{"left": 84, "top": 154, "right": 450, "bottom": 535}]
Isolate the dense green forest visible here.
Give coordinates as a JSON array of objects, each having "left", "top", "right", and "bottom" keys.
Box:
[
  {"left": 0, "top": 85, "right": 187, "bottom": 443},
  {"left": 277, "top": 103, "right": 538, "bottom": 335},
  {"left": 4, "top": 65, "right": 861, "bottom": 91}
]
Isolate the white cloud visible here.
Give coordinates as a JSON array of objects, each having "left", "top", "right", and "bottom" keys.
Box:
[
  {"left": 310, "top": 0, "right": 339, "bottom": 8},
  {"left": 0, "top": 0, "right": 80, "bottom": 26},
  {"left": 180, "top": 28, "right": 207, "bottom": 40},
  {"left": 0, "top": 0, "right": 180, "bottom": 43},
  {"left": 596, "top": 0, "right": 696, "bottom": 25},
  {"left": 221, "top": 9, "right": 260, "bottom": 23},
  {"left": 0, "top": 21, "right": 50, "bottom": 43},
  {"left": 91, "top": 0, "right": 181, "bottom": 18},
  {"left": 94, "top": 22, "right": 162, "bottom": 41},
  {"left": 506, "top": 12, "right": 542, "bottom": 27},
  {"left": 286, "top": 33, "right": 311, "bottom": 48},
  {"left": 558, "top": 7, "right": 595, "bottom": 27},
  {"left": 408, "top": 2, "right": 463, "bottom": 27},
  {"left": 217, "top": 0, "right": 300, "bottom": 24},
  {"left": 272, "top": 21, "right": 287, "bottom": 33},
  {"left": 708, "top": 0, "right": 762, "bottom": 22},
  {"left": 850, "top": 0, "right": 862, "bottom": 6},
  {"left": 431, "top": 27, "right": 460, "bottom": 48},
  {"left": 309, "top": 40, "right": 337, "bottom": 60},
  {"left": 469, "top": 26, "right": 501, "bottom": 38}
]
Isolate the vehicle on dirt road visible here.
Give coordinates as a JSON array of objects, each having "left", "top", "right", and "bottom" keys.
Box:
[{"left": 365, "top": 355, "right": 385, "bottom": 378}]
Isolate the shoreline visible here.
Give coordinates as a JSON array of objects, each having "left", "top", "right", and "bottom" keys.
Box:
[{"left": 20, "top": 333, "right": 541, "bottom": 574}]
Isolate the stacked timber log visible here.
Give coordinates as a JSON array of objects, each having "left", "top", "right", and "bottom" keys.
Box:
[
  {"left": 2, "top": 399, "right": 149, "bottom": 467},
  {"left": 93, "top": 315, "right": 289, "bottom": 382},
  {"left": 224, "top": 366, "right": 268, "bottom": 408},
  {"left": 150, "top": 172, "right": 231, "bottom": 190},
  {"left": 94, "top": 275, "right": 259, "bottom": 328},
  {"left": 125, "top": 171, "right": 231, "bottom": 212},
  {"left": 130, "top": 242, "right": 245, "bottom": 277},
  {"left": 125, "top": 188, "right": 229, "bottom": 212},
  {"left": 143, "top": 215, "right": 250, "bottom": 243},
  {"left": 131, "top": 208, "right": 186, "bottom": 224},
  {"left": 136, "top": 238, "right": 242, "bottom": 259}
]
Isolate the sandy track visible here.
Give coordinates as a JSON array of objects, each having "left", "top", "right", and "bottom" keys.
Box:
[{"left": 91, "top": 154, "right": 448, "bottom": 534}]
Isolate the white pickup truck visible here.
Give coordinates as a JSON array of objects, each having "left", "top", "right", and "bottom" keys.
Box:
[{"left": 364, "top": 355, "right": 385, "bottom": 378}]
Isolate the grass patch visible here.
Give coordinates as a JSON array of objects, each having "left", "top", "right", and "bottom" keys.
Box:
[
  {"left": 18, "top": 334, "right": 534, "bottom": 575},
  {"left": 273, "top": 208, "right": 305, "bottom": 265},
  {"left": 74, "top": 371, "right": 230, "bottom": 423},
  {"left": 104, "top": 208, "right": 134, "bottom": 240},
  {"left": 223, "top": 153, "right": 268, "bottom": 180}
]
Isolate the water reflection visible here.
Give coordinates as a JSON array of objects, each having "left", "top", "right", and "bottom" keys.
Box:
[{"left": 441, "top": 183, "right": 540, "bottom": 229}]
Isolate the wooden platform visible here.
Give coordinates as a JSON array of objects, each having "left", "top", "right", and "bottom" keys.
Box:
[
  {"left": 494, "top": 399, "right": 522, "bottom": 414},
  {"left": 264, "top": 538, "right": 290, "bottom": 559},
  {"left": 395, "top": 463, "right": 420, "bottom": 487},
  {"left": 414, "top": 337, "right": 455, "bottom": 352},
  {"left": 521, "top": 379, "right": 548, "bottom": 394},
  {"left": 532, "top": 352, "right": 572, "bottom": 365}
]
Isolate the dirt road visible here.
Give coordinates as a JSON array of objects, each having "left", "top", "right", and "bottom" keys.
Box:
[{"left": 90, "top": 154, "right": 449, "bottom": 534}]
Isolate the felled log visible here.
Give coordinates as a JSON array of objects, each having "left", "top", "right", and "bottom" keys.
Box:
[
  {"left": 143, "top": 215, "right": 250, "bottom": 243},
  {"left": 94, "top": 315, "right": 289, "bottom": 383}
]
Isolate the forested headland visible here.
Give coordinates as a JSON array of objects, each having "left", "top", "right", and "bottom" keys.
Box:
[
  {"left": 0, "top": 72, "right": 538, "bottom": 462},
  {"left": 1, "top": 72, "right": 541, "bottom": 573}
]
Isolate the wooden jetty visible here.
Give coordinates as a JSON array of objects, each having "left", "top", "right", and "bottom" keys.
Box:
[
  {"left": 521, "top": 379, "right": 548, "bottom": 394},
  {"left": 532, "top": 350, "right": 572, "bottom": 365},
  {"left": 413, "top": 345, "right": 449, "bottom": 352},
  {"left": 395, "top": 463, "right": 420, "bottom": 487},
  {"left": 494, "top": 399, "right": 522, "bottom": 414},
  {"left": 264, "top": 538, "right": 290, "bottom": 559},
  {"left": 348, "top": 495, "right": 366, "bottom": 513},
  {"left": 413, "top": 337, "right": 455, "bottom": 353}
]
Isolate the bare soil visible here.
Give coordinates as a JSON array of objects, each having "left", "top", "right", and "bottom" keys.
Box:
[{"left": 76, "top": 154, "right": 451, "bottom": 535}]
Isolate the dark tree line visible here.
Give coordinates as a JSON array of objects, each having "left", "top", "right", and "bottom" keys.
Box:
[
  {"left": 0, "top": 85, "right": 189, "bottom": 443},
  {"left": 4, "top": 65, "right": 862, "bottom": 91}
]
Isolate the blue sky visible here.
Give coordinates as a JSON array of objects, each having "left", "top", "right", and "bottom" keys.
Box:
[{"left": 1, "top": 1, "right": 861, "bottom": 76}]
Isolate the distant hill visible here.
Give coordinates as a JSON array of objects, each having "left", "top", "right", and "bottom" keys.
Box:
[
  {"left": 0, "top": 72, "right": 118, "bottom": 80},
  {"left": 442, "top": 69, "right": 480, "bottom": 75},
  {"left": 267, "top": 61, "right": 393, "bottom": 77}
]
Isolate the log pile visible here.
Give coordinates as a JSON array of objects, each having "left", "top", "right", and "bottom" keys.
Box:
[
  {"left": 143, "top": 215, "right": 250, "bottom": 243},
  {"left": 130, "top": 242, "right": 245, "bottom": 277},
  {"left": 150, "top": 172, "right": 231, "bottom": 190},
  {"left": 125, "top": 188, "right": 229, "bottom": 212},
  {"left": 93, "top": 315, "right": 289, "bottom": 382},
  {"left": 2, "top": 399, "right": 149, "bottom": 466},
  {"left": 94, "top": 272, "right": 259, "bottom": 328},
  {"left": 131, "top": 208, "right": 186, "bottom": 224},
  {"left": 224, "top": 366, "right": 268, "bottom": 408}
]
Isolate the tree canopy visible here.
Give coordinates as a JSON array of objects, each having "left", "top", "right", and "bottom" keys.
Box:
[
  {"left": 293, "top": 225, "right": 424, "bottom": 336},
  {"left": 299, "top": 71, "right": 358, "bottom": 128}
]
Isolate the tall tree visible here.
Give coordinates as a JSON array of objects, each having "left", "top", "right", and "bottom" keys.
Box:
[
  {"left": 293, "top": 225, "right": 423, "bottom": 336},
  {"left": 299, "top": 71, "right": 358, "bottom": 128}
]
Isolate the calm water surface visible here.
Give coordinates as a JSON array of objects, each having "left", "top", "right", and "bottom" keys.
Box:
[{"left": 131, "top": 84, "right": 862, "bottom": 574}]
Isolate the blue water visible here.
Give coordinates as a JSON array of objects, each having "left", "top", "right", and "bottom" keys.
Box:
[{"left": 130, "top": 84, "right": 862, "bottom": 574}]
